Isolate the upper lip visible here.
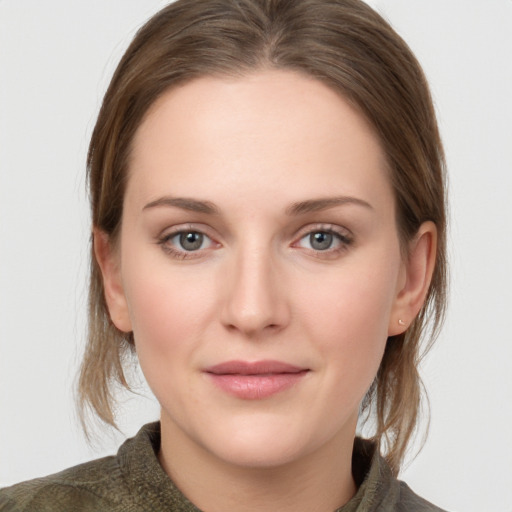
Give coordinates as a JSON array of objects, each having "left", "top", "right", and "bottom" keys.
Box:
[{"left": 205, "top": 360, "right": 307, "bottom": 375}]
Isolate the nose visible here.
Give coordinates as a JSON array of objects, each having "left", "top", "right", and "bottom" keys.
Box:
[{"left": 220, "top": 244, "right": 290, "bottom": 338}]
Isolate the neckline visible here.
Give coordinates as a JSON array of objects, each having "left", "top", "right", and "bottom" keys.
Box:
[{"left": 118, "top": 422, "right": 391, "bottom": 512}]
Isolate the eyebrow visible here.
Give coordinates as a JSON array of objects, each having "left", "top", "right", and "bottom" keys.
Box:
[
  {"left": 143, "top": 196, "right": 219, "bottom": 214},
  {"left": 142, "top": 195, "right": 372, "bottom": 216},
  {"left": 285, "top": 196, "right": 373, "bottom": 215}
]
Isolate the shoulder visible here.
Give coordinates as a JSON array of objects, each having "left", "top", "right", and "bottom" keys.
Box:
[
  {"left": 350, "top": 438, "right": 450, "bottom": 512},
  {"left": 396, "top": 481, "right": 450, "bottom": 512},
  {"left": 0, "top": 422, "right": 166, "bottom": 512},
  {"left": 0, "top": 455, "right": 129, "bottom": 512}
]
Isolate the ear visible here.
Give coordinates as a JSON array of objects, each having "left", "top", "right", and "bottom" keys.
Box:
[
  {"left": 388, "top": 221, "right": 437, "bottom": 336},
  {"left": 93, "top": 228, "right": 132, "bottom": 333}
]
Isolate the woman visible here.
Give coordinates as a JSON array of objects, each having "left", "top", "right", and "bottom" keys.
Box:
[{"left": 0, "top": 0, "right": 448, "bottom": 510}]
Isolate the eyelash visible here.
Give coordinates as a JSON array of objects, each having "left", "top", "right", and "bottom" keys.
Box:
[
  {"left": 157, "top": 225, "right": 216, "bottom": 260},
  {"left": 156, "top": 224, "right": 353, "bottom": 260},
  {"left": 293, "top": 225, "right": 353, "bottom": 258}
]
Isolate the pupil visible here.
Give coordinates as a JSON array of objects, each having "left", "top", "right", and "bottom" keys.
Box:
[
  {"left": 310, "top": 232, "right": 332, "bottom": 250},
  {"left": 180, "top": 232, "right": 203, "bottom": 251}
]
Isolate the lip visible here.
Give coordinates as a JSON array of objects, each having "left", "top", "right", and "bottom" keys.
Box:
[{"left": 204, "top": 360, "right": 309, "bottom": 400}]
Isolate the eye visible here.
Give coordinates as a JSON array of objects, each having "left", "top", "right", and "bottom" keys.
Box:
[
  {"left": 295, "top": 228, "right": 352, "bottom": 254},
  {"left": 157, "top": 228, "right": 217, "bottom": 259},
  {"left": 306, "top": 231, "right": 336, "bottom": 251},
  {"left": 174, "top": 231, "right": 208, "bottom": 251},
  {"left": 170, "top": 231, "right": 212, "bottom": 251}
]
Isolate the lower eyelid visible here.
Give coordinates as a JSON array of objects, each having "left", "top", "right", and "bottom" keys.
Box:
[
  {"left": 156, "top": 227, "right": 222, "bottom": 259},
  {"left": 160, "top": 245, "right": 195, "bottom": 260},
  {"left": 157, "top": 225, "right": 352, "bottom": 257}
]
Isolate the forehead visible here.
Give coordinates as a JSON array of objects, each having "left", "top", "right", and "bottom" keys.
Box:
[{"left": 127, "top": 70, "right": 391, "bottom": 210}]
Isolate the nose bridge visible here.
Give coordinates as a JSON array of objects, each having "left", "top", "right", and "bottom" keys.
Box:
[{"left": 221, "top": 238, "right": 288, "bottom": 336}]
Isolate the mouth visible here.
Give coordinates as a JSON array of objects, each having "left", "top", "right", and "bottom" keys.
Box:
[{"left": 204, "top": 360, "right": 310, "bottom": 400}]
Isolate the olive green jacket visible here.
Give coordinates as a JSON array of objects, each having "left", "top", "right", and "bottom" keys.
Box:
[{"left": 0, "top": 423, "right": 447, "bottom": 511}]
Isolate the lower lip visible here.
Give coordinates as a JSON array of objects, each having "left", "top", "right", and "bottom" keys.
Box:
[{"left": 206, "top": 371, "right": 308, "bottom": 400}]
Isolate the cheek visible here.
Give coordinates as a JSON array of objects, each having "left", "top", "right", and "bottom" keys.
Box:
[
  {"left": 304, "top": 263, "right": 397, "bottom": 335},
  {"left": 120, "top": 251, "right": 216, "bottom": 365},
  {"left": 120, "top": 266, "right": 211, "bottom": 411},
  {"left": 298, "top": 254, "right": 400, "bottom": 384}
]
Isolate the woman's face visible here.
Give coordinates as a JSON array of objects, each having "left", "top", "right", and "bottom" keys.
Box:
[{"left": 103, "top": 70, "right": 411, "bottom": 469}]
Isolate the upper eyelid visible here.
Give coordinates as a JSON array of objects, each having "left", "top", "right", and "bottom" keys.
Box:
[
  {"left": 156, "top": 222, "right": 353, "bottom": 245},
  {"left": 159, "top": 223, "right": 216, "bottom": 239},
  {"left": 161, "top": 230, "right": 216, "bottom": 248},
  {"left": 294, "top": 223, "right": 352, "bottom": 239},
  {"left": 157, "top": 227, "right": 217, "bottom": 258},
  {"left": 155, "top": 225, "right": 215, "bottom": 249}
]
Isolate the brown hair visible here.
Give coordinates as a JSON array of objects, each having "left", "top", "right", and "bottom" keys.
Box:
[{"left": 79, "top": 0, "right": 447, "bottom": 474}]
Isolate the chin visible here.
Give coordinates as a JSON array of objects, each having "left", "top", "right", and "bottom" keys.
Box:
[
  {"left": 193, "top": 415, "right": 331, "bottom": 470},
  {"left": 208, "top": 435, "right": 309, "bottom": 469}
]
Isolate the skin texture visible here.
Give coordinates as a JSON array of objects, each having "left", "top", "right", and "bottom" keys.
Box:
[{"left": 95, "top": 70, "right": 437, "bottom": 512}]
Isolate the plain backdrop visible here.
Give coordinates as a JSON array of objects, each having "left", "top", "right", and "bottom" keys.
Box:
[{"left": 1, "top": 1, "right": 511, "bottom": 511}]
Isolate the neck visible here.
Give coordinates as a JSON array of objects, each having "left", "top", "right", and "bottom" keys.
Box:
[{"left": 158, "top": 416, "right": 358, "bottom": 512}]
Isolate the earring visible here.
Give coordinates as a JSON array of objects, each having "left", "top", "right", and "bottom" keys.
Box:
[{"left": 398, "top": 319, "right": 406, "bottom": 326}]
